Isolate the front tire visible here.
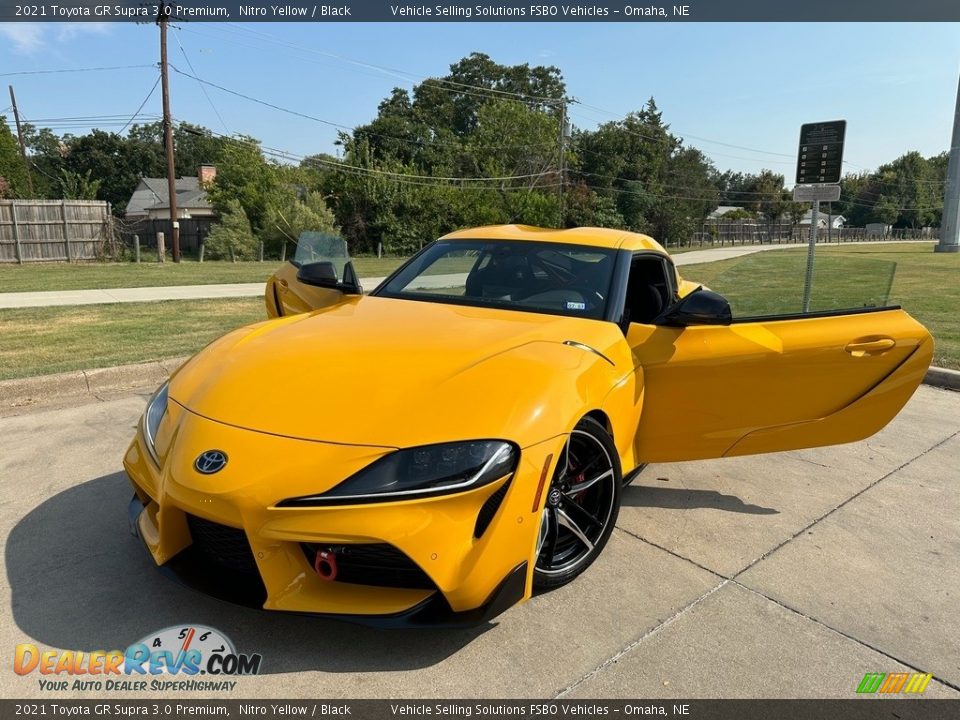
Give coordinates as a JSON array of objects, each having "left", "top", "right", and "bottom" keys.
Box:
[{"left": 533, "top": 417, "right": 622, "bottom": 591}]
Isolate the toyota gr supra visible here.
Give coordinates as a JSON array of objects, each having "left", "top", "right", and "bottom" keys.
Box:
[{"left": 124, "top": 225, "right": 933, "bottom": 626}]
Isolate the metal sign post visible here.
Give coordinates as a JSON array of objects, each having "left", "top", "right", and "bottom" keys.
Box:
[
  {"left": 802, "top": 201, "right": 820, "bottom": 313},
  {"left": 795, "top": 120, "right": 846, "bottom": 313}
]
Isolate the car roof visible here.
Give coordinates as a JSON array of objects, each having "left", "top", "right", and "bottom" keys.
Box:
[{"left": 440, "top": 224, "right": 668, "bottom": 254}]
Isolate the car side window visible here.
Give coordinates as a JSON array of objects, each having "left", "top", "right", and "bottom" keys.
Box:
[{"left": 624, "top": 254, "right": 675, "bottom": 325}]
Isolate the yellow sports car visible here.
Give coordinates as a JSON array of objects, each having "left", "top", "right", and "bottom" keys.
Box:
[{"left": 124, "top": 225, "right": 932, "bottom": 626}]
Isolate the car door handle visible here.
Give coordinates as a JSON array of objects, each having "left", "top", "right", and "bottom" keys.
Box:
[
  {"left": 845, "top": 337, "right": 896, "bottom": 356},
  {"left": 277, "top": 279, "right": 289, "bottom": 291}
]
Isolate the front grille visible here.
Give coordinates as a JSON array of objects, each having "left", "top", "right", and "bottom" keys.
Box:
[
  {"left": 301, "top": 543, "right": 436, "bottom": 590},
  {"left": 186, "top": 514, "right": 259, "bottom": 575}
]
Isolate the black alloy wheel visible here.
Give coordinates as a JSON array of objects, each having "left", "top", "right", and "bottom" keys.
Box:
[{"left": 533, "top": 416, "right": 622, "bottom": 590}]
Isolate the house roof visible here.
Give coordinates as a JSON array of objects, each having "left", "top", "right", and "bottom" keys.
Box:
[
  {"left": 800, "top": 210, "right": 846, "bottom": 223},
  {"left": 707, "top": 206, "right": 745, "bottom": 219},
  {"left": 125, "top": 177, "right": 212, "bottom": 215}
]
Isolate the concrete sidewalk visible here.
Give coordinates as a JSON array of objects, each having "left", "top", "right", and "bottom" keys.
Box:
[
  {"left": 3, "top": 242, "right": 914, "bottom": 310},
  {"left": 0, "top": 384, "right": 957, "bottom": 698}
]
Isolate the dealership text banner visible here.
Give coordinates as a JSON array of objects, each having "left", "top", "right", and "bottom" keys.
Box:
[
  {"left": 2, "top": 0, "right": 960, "bottom": 22},
  {"left": 2, "top": 701, "right": 960, "bottom": 720}
]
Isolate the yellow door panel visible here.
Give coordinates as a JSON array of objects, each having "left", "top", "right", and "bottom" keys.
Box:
[
  {"left": 628, "top": 308, "right": 932, "bottom": 462},
  {"left": 270, "top": 261, "right": 345, "bottom": 317}
]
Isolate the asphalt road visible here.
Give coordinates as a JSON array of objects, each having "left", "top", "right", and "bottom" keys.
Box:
[{"left": 0, "top": 385, "right": 958, "bottom": 699}]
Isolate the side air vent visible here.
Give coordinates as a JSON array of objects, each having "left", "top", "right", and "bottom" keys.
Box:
[{"left": 474, "top": 480, "right": 511, "bottom": 538}]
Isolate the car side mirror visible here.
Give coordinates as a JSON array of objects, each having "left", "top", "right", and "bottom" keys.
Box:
[
  {"left": 296, "top": 261, "right": 363, "bottom": 295},
  {"left": 654, "top": 287, "right": 732, "bottom": 327}
]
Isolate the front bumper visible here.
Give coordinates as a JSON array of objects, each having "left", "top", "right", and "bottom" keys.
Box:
[{"left": 123, "top": 405, "right": 562, "bottom": 626}]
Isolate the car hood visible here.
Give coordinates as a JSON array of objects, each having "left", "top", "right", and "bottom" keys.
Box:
[{"left": 169, "top": 296, "right": 628, "bottom": 448}]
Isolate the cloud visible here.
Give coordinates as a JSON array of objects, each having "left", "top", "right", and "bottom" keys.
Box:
[
  {"left": 0, "top": 23, "right": 45, "bottom": 53},
  {"left": 0, "top": 22, "right": 111, "bottom": 54}
]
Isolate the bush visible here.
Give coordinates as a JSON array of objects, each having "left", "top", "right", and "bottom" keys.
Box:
[
  {"left": 264, "top": 191, "right": 339, "bottom": 258},
  {"left": 204, "top": 200, "right": 259, "bottom": 261}
]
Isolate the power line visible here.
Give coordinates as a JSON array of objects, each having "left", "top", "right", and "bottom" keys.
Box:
[
  {"left": 120, "top": 74, "right": 162, "bottom": 134},
  {"left": 179, "top": 24, "right": 563, "bottom": 109},
  {"left": 168, "top": 64, "right": 556, "bottom": 152},
  {"left": 195, "top": 124, "right": 562, "bottom": 189},
  {"left": 573, "top": 100, "right": 797, "bottom": 160},
  {"left": 172, "top": 27, "right": 230, "bottom": 135},
  {"left": 190, "top": 120, "right": 945, "bottom": 209},
  {"left": 0, "top": 64, "right": 156, "bottom": 78},
  {"left": 219, "top": 23, "right": 563, "bottom": 103}
]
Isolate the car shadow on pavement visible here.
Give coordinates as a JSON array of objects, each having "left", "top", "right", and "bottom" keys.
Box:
[
  {"left": 6, "top": 472, "right": 491, "bottom": 674},
  {"left": 622, "top": 485, "right": 779, "bottom": 515}
]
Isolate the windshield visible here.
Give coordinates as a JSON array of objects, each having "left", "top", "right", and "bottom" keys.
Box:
[{"left": 374, "top": 240, "right": 617, "bottom": 320}]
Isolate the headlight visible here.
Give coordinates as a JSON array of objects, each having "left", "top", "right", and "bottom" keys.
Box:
[
  {"left": 142, "top": 381, "right": 169, "bottom": 466},
  {"left": 279, "top": 440, "right": 518, "bottom": 507}
]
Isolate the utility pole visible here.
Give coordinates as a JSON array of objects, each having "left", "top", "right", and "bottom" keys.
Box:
[
  {"left": 937, "top": 70, "right": 960, "bottom": 253},
  {"left": 7, "top": 85, "right": 33, "bottom": 196},
  {"left": 558, "top": 98, "right": 568, "bottom": 228},
  {"left": 158, "top": 2, "right": 181, "bottom": 262}
]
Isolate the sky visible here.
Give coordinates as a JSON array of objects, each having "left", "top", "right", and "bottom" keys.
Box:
[{"left": 2, "top": 21, "right": 959, "bottom": 183}]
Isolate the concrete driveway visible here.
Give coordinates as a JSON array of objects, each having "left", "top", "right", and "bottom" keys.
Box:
[{"left": 0, "top": 385, "right": 957, "bottom": 699}]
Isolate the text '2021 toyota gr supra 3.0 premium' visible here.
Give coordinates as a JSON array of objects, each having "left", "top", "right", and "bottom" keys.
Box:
[{"left": 124, "top": 225, "right": 932, "bottom": 626}]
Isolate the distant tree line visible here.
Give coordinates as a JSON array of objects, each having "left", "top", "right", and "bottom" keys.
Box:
[{"left": 0, "top": 52, "right": 948, "bottom": 256}]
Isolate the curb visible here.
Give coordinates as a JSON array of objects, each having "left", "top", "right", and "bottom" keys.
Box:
[
  {"left": 0, "top": 356, "right": 188, "bottom": 411},
  {"left": 2, "top": 358, "right": 958, "bottom": 412},
  {"left": 924, "top": 366, "right": 960, "bottom": 391}
]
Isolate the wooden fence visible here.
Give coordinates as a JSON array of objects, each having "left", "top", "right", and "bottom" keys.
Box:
[
  {"left": 0, "top": 200, "right": 112, "bottom": 263},
  {"left": 119, "top": 217, "right": 215, "bottom": 254},
  {"left": 686, "top": 220, "right": 940, "bottom": 248}
]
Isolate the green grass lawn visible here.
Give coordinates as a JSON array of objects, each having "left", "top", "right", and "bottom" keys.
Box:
[
  {"left": 682, "top": 243, "right": 960, "bottom": 370},
  {"left": 0, "top": 257, "right": 408, "bottom": 294},
  {"left": 0, "top": 242, "right": 956, "bottom": 382},
  {"left": 0, "top": 298, "right": 265, "bottom": 381}
]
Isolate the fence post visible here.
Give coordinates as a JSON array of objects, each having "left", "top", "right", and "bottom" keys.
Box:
[
  {"left": 198, "top": 241, "right": 205, "bottom": 263},
  {"left": 157, "top": 231, "right": 165, "bottom": 263},
  {"left": 258, "top": 241, "right": 264, "bottom": 262},
  {"left": 11, "top": 201, "right": 23, "bottom": 264},
  {"left": 134, "top": 235, "right": 141, "bottom": 263},
  {"left": 378, "top": 242, "right": 383, "bottom": 259},
  {"left": 61, "top": 200, "right": 71, "bottom": 262}
]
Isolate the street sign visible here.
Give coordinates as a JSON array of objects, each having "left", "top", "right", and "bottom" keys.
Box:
[
  {"left": 793, "top": 184, "right": 841, "bottom": 202},
  {"left": 796, "top": 120, "right": 846, "bottom": 185}
]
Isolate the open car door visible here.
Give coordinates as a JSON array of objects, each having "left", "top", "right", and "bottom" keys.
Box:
[
  {"left": 266, "top": 232, "right": 359, "bottom": 317},
  {"left": 627, "top": 295, "right": 933, "bottom": 463}
]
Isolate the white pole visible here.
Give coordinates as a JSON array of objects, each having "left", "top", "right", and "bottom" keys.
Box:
[
  {"left": 802, "top": 200, "right": 820, "bottom": 312},
  {"left": 937, "top": 70, "right": 960, "bottom": 253}
]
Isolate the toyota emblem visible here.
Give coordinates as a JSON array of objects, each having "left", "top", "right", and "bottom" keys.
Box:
[{"left": 194, "top": 450, "right": 228, "bottom": 474}]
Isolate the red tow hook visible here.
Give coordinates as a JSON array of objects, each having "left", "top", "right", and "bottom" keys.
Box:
[{"left": 314, "top": 549, "right": 338, "bottom": 581}]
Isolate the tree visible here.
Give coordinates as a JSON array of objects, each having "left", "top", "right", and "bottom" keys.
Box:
[
  {"left": 205, "top": 136, "right": 284, "bottom": 235},
  {"left": 574, "top": 98, "right": 716, "bottom": 243},
  {"left": 58, "top": 129, "right": 163, "bottom": 212},
  {"left": 127, "top": 121, "right": 227, "bottom": 178},
  {"left": 59, "top": 169, "right": 101, "bottom": 200},
  {"left": 264, "top": 190, "right": 339, "bottom": 257},
  {"left": 203, "top": 199, "right": 258, "bottom": 261},
  {"left": 0, "top": 117, "right": 28, "bottom": 198}
]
